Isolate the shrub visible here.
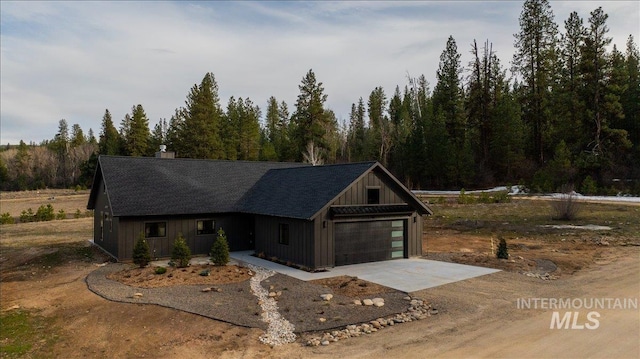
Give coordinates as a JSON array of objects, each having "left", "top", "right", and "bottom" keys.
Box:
[
  {"left": 133, "top": 233, "right": 151, "bottom": 268},
  {"left": 171, "top": 233, "right": 191, "bottom": 268},
  {"left": 19, "top": 208, "right": 34, "bottom": 223},
  {"left": 0, "top": 212, "right": 14, "bottom": 225},
  {"left": 580, "top": 176, "right": 598, "bottom": 195},
  {"left": 551, "top": 187, "right": 581, "bottom": 221},
  {"left": 154, "top": 266, "right": 167, "bottom": 275},
  {"left": 56, "top": 209, "right": 66, "bottom": 220},
  {"left": 211, "top": 228, "right": 230, "bottom": 266},
  {"left": 74, "top": 209, "right": 82, "bottom": 219},
  {"left": 35, "top": 204, "right": 55, "bottom": 222},
  {"left": 457, "top": 189, "right": 475, "bottom": 204},
  {"left": 496, "top": 237, "right": 509, "bottom": 259},
  {"left": 492, "top": 191, "right": 511, "bottom": 203}
]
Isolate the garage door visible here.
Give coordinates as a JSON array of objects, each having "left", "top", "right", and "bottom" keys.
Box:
[{"left": 334, "top": 220, "right": 406, "bottom": 266}]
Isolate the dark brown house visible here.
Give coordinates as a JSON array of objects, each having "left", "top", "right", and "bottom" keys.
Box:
[{"left": 87, "top": 155, "right": 432, "bottom": 269}]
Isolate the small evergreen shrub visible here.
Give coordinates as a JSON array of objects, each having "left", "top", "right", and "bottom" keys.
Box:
[
  {"left": 35, "top": 204, "right": 55, "bottom": 222},
  {"left": 492, "top": 191, "right": 511, "bottom": 203},
  {"left": 19, "top": 208, "right": 34, "bottom": 223},
  {"left": 580, "top": 176, "right": 598, "bottom": 195},
  {"left": 155, "top": 266, "right": 167, "bottom": 274},
  {"left": 74, "top": 209, "right": 82, "bottom": 219},
  {"left": 457, "top": 189, "right": 475, "bottom": 204},
  {"left": 133, "top": 233, "right": 151, "bottom": 268},
  {"left": 56, "top": 209, "right": 66, "bottom": 220},
  {"left": 171, "top": 233, "right": 191, "bottom": 268},
  {"left": 496, "top": 237, "right": 509, "bottom": 259},
  {"left": 0, "top": 212, "right": 14, "bottom": 225},
  {"left": 478, "top": 191, "right": 492, "bottom": 203},
  {"left": 211, "top": 228, "right": 230, "bottom": 266}
]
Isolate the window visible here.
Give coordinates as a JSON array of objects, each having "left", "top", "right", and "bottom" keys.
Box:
[
  {"left": 367, "top": 188, "right": 380, "bottom": 204},
  {"left": 196, "top": 219, "right": 215, "bottom": 235},
  {"left": 278, "top": 223, "right": 289, "bottom": 245},
  {"left": 145, "top": 222, "right": 166, "bottom": 238}
]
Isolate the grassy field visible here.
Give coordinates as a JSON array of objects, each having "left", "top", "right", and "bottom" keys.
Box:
[
  {"left": 425, "top": 198, "right": 640, "bottom": 242},
  {"left": 0, "top": 189, "right": 91, "bottom": 220}
]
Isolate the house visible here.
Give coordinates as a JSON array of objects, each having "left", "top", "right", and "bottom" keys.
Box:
[{"left": 87, "top": 155, "right": 432, "bottom": 269}]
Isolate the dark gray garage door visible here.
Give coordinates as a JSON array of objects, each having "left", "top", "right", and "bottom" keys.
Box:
[{"left": 334, "top": 220, "right": 406, "bottom": 266}]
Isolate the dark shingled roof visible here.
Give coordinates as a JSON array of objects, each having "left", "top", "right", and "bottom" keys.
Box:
[
  {"left": 239, "top": 162, "right": 377, "bottom": 220},
  {"left": 88, "top": 156, "right": 432, "bottom": 219},
  {"left": 89, "top": 156, "right": 307, "bottom": 217}
]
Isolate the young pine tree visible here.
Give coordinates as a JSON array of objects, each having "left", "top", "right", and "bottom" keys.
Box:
[
  {"left": 496, "top": 237, "right": 509, "bottom": 259},
  {"left": 210, "top": 228, "right": 230, "bottom": 266},
  {"left": 133, "top": 233, "right": 151, "bottom": 268},
  {"left": 171, "top": 233, "right": 191, "bottom": 268}
]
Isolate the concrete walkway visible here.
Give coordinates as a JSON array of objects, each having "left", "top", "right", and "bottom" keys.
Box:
[{"left": 230, "top": 251, "right": 500, "bottom": 293}]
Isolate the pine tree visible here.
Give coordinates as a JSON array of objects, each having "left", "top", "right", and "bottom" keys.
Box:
[
  {"left": 512, "top": 0, "right": 559, "bottom": 165},
  {"left": 149, "top": 119, "right": 168, "bottom": 154},
  {"left": 175, "top": 73, "right": 225, "bottom": 159},
  {"left": 433, "top": 36, "right": 473, "bottom": 187},
  {"left": 623, "top": 36, "right": 640, "bottom": 146},
  {"left": 51, "top": 119, "right": 71, "bottom": 187},
  {"left": 387, "top": 86, "right": 412, "bottom": 182},
  {"left": 211, "top": 228, "right": 230, "bottom": 266},
  {"left": 237, "top": 98, "right": 261, "bottom": 161},
  {"left": 121, "top": 104, "right": 150, "bottom": 157},
  {"left": 347, "top": 98, "right": 367, "bottom": 162},
  {"left": 367, "top": 87, "right": 391, "bottom": 165},
  {"left": 70, "top": 124, "right": 86, "bottom": 147},
  {"left": 555, "top": 11, "right": 587, "bottom": 151},
  {"left": 99, "top": 109, "right": 121, "bottom": 155},
  {"left": 171, "top": 233, "right": 191, "bottom": 268},
  {"left": 133, "top": 233, "right": 151, "bottom": 268},
  {"left": 292, "top": 69, "right": 333, "bottom": 160}
]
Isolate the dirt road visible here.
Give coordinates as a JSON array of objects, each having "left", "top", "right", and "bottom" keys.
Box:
[{"left": 294, "top": 247, "right": 639, "bottom": 358}]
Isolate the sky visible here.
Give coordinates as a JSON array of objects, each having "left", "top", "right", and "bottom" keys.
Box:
[{"left": 1, "top": 1, "right": 638, "bottom": 145}]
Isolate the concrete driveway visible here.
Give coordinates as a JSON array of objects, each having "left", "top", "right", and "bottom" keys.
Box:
[{"left": 230, "top": 251, "right": 500, "bottom": 293}]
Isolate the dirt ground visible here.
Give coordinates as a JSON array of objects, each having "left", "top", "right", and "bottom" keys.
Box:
[{"left": 1, "top": 191, "right": 639, "bottom": 358}]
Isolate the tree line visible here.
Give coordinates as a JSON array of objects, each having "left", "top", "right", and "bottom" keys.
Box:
[{"left": 1, "top": 0, "right": 638, "bottom": 194}]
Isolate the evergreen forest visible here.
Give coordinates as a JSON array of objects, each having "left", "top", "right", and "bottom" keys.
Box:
[{"left": 2, "top": 1, "right": 638, "bottom": 195}]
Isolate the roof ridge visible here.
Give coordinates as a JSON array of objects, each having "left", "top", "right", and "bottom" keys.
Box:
[
  {"left": 99, "top": 155, "right": 307, "bottom": 166},
  {"left": 264, "top": 161, "right": 377, "bottom": 172}
]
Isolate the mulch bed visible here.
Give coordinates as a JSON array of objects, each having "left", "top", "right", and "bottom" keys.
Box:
[{"left": 86, "top": 264, "right": 409, "bottom": 333}]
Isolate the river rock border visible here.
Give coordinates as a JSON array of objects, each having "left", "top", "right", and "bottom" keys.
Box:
[
  {"left": 247, "top": 264, "right": 297, "bottom": 346},
  {"left": 305, "top": 297, "right": 437, "bottom": 347}
]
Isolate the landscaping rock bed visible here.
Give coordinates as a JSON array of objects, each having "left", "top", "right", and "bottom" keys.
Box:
[{"left": 86, "top": 263, "right": 416, "bottom": 334}]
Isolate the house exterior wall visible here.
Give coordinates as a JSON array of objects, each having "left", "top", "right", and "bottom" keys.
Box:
[
  {"left": 92, "top": 179, "right": 119, "bottom": 259},
  {"left": 111, "top": 214, "right": 254, "bottom": 261},
  {"left": 312, "top": 169, "right": 424, "bottom": 268},
  {"left": 254, "top": 169, "right": 425, "bottom": 270},
  {"left": 253, "top": 216, "right": 315, "bottom": 268}
]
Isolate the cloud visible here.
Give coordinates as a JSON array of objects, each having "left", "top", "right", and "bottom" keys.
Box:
[{"left": 1, "top": 1, "right": 638, "bottom": 144}]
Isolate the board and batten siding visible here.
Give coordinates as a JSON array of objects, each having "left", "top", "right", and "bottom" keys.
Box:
[
  {"left": 254, "top": 216, "right": 315, "bottom": 268},
  {"left": 92, "top": 182, "right": 119, "bottom": 259},
  {"left": 115, "top": 214, "right": 254, "bottom": 261},
  {"left": 333, "top": 171, "right": 406, "bottom": 205},
  {"left": 310, "top": 169, "right": 424, "bottom": 268}
]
